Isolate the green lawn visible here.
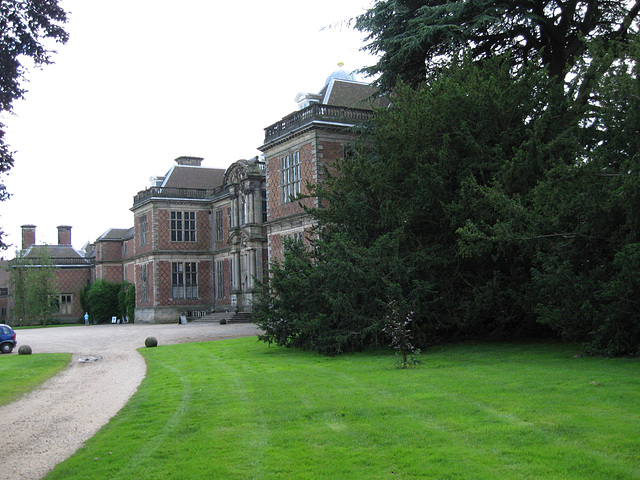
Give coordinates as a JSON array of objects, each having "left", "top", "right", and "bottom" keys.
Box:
[
  {"left": 0, "top": 353, "right": 71, "bottom": 406},
  {"left": 45, "top": 339, "right": 639, "bottom": 480}
]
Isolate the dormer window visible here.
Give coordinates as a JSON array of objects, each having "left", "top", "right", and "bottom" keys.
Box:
[
  {"left": 150, "top": 176, "right": 164, "bottom": 187},
  {"left": 295, "top": 92, "right": 322, "bottom": 110}
]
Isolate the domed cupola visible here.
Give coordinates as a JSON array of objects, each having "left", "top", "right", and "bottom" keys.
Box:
[
  {"left": 324, "top": 62, "right": 357, "bottom": 86},
  {"left": 295, "top": 63, "right": 364, "bottom": 110}
]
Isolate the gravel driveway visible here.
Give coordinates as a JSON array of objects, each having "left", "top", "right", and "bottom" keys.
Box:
[{"left": 0, "top": 322, "right": 261, "bottom": 480}]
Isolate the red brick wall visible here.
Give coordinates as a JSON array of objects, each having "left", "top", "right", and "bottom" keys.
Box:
[
  {"left": 156, "top": 260, "right": 169, "bottom": 306},
  {"left": 57, "top": 268, "right": 91, "bottom": 319},
  {"left": 198, "top": 261, "right": 213, "bottom": 302},
  {"left": 124, "top": 262, "right": 135, "bottom": 283},
  {"left": 22, "top": 226, "right": 36, "bottom": 249},
  {"left": 265, "top": 129, "right": 354, "bottom": 266},
  {"left": 57, "top": 226, "right": 72, "bottom": 246},
  {"left": 98, "top": 265, "right": 123, "bottom": 283},
  {"left": 316, "top": 139, "right": 345, "bottom": 184},
  {"left": 123, "top": 238, "right": 134, "bottom": 261},
  {"left": 98, "top": 241, "right": 123, "bottom": 262},
  {"left": 213, "top": 258, "right": 232, "bottom": 308},
  {"left": 265, "top": 136, "right": 350, "bottom": 222},
  {"left": 266, "top": 141, "right": 316, "bottom": 221}
]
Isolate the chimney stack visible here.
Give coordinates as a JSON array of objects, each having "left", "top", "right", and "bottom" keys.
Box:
[
  {"left": 57, "top": 225, "right": 72, "bottom": 246},
  {"left": 21, "top": 225, "right": 36, "bottom": 250},
  {"left": 175, "top": 156, "right": 203, "bottom": 167}
]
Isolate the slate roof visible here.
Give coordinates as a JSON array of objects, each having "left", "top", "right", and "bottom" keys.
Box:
[
  {"left": 320, "top": 79, "right": 389, "bottom": 110},
  {"left": 22, "top": 244, "right": 91, "bottom": 266},
  {"left": 96, "top": 228, "right": 132, "bottom": 242},
  {"left": 162, "top": 165, "right": 225, "bottom": 190}
]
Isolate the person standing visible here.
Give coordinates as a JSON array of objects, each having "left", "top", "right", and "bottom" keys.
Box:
[{"left": 84, "top": 312, "right": 89, "bottom": 326}]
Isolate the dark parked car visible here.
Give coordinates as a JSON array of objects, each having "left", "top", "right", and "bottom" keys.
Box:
[{"left": 0, "top": 324, "right": 17, "bottom": 354}]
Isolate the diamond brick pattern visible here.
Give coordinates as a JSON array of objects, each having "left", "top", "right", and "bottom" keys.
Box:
[
  {"left": 98, "top": 241, "right": 122, "bottom": 262},
  {"left": 57, "top": 268, "right": 91, "bottom": 318},
  {"left": 96, "top": 265, "right": 123, "bottom": 283}
]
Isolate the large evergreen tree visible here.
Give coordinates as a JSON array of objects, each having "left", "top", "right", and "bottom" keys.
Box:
[
  {"left": 256, "top": 57, "right": 560, "bottom": 352},
  {"left": 257, "top": 1, "right": 640, "bottom": 356}
]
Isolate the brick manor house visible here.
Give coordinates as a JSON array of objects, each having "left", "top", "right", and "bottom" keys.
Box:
[{"left": 1, "top": 68, "right": 384, "bottom": 324}]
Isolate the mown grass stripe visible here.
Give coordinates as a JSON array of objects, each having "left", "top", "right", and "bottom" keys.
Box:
[{"left": 43, "top": 339, "right": 640, "bottom": 480}]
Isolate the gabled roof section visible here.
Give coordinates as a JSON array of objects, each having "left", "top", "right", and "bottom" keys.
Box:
[
  {"left": 96, "top": 228, "right": 132, "bottom": 242},
  {"left": 162, "top": 165, "right": 225, "bottom": 190}
]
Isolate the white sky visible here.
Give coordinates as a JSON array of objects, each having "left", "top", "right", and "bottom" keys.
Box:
[{"left": 0, "top": 0, "right": 377, "bottom": 255}]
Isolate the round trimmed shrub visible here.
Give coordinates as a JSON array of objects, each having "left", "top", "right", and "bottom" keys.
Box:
[
  {"left": 145, "top": 337, "right": 158, "bottom": 348},
  {"left": 18, "top": 345, "right": 32, "bottom": 355},
  {"left": 220, "top": 319, "right": 227, "bottom": 325}
]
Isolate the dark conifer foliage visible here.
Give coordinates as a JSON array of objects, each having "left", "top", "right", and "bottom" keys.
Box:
[
  {"left": 256, "top": 1, "right": 640, "bottom": 356},
  {"left": 355, "top": 0, "right": 640, "bottom": 92}
]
